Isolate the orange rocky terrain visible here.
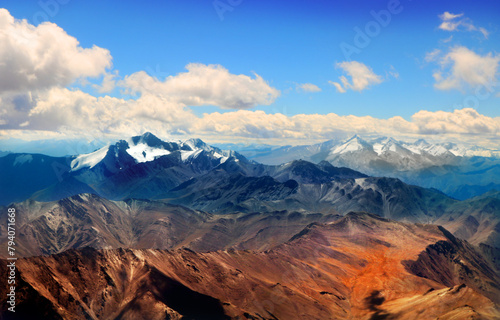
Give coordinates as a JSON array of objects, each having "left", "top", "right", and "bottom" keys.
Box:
[{"left": 1, "top": 212, "right": 498, "bottom": 319}]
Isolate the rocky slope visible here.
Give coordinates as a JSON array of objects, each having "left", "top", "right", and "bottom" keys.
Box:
[
  {"left": 0, "top": 213, "right": 498, "bottom": 319},
  {"left": 2, "top": 189, "right": 500, "bottom": 259},
  {"left": 0, "top": 194, "right": 341, "bottom": 258}
]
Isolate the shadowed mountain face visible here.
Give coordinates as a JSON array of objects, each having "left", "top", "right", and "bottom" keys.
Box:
[
  {"left": 0, "top": 194, "right": 341, "bottom": 258},
  {"left": 166, "top": 170, "right": 454, "bottom": 221},
  {"left": 2, "top": 191, "right": 500, "bottom": 259},
  {"left": 1, "top": 133, "right": 364, "bottom": 205},
  {"left": 0, "top": 213, "right": 498, "bottom": 320},
  {"left": 0, "top": 153, "right": 74, "bottom": 205}
]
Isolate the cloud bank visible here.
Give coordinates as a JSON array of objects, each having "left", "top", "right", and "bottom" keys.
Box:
[{"left": 3, "top": 84, "right": 499, "bottom": 147}]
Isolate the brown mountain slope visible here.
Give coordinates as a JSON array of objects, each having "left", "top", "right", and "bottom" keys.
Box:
[
  {"left": 0, "top": 213, "right": 498, "bottom": 319},
  {"left": 0, "top": 194, "right": 340, "bottom": 258},
  {"left": 3, "top": 192, "right": 500, "bottom": 262}
]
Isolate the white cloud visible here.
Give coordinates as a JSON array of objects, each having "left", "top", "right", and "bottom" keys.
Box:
[
  {"left": 0, "top": 87, "right": 194, "bottom": 138},
  {"left": 440, "top": 35, "right": 453, "bottom": 43},
  {"left": 412, "top": 108, "right": 500, "bottom": 135},
  {"left": 439, "top": 12, "right": 464, "bottom": 21},
  {"left": 296, "top": 83, "right": 321, "bottom": 93},
  {"left": 0, "top": 9, "right": 112, "bottom": 94},
  {"left": 433, "top": 47, "right": 500, "bottom": 91},
  {"left": 425, "top": 49, "right": 441, "bottom": 62},
  {"left": 1, "top": 9, "right": 499, "bottom": 148},
  {"left": 184, "top": 108, "right": 500, "bottom": 144},
  {"left": 328, "top": 81, "right": 346, "bottom": 93},
  {"left": 438, "top": 11, "right": 488, "bottom": 38},
  {"left": 93, "top": 71, "right": 119, "bottom": 93},
  {"left": 3, "top": 88, "right": 500, "bottom": 147},
  {"left": 121, "top": 63, "right": 280, "bottom": 110},
  {"left": 387, "top": 65, "right": 399, "bottom": 79},
  {"left": 330, "top": 61, "right": 383, "bottom": 93},
  {"left": 191, "top": 110, "right": 418, "bottom": 143}
]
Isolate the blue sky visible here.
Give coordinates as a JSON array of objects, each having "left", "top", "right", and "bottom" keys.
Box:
[{"left": 0, "top": 0, "right": 499, "bottom": 147}]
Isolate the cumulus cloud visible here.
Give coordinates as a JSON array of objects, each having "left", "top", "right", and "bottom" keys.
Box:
[
  {"left": 0, "top": 9, "right": 281, "bottom": 134},
  {"left": 93, "top": 71, "right": 119, "bottom": 93},
  {"left": 0, "top": 9, "right": 112, "bottom": 94},
  {"left": 1, "top": 8, "right": 499, "bottom": 148},
  {"left": 121, "top": 63, "right": 280, "bottom": 109},
  {"left": 438, "top": 11, "right": 489, "bottom": 38},
  {"left": 187, "top": 110, "right": 417, "bottom": 144},
  {"left": 0, "top": 87, "right": 195, "bottom": 138},
  {"left": 330, "top": 61, "right": 383, "bottom": 93},
  {"left": 192, "top": 108, "right": 500, "bottom": 142},
  {"left": 433, "top": 47, "right": 500, "bottom": 91},
  {"left": 3, "top": 86, "right": 500, "bottom": 146},
  {"left": 412, "top": 108, "right": 500, "bottom": 135},
  {"left": 296, "top": 83, "right": 321, "bottom": 93}
]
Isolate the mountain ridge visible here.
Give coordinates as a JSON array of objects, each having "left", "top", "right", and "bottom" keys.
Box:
[
  {"left": 228, "top": 135, "right": 500, "bottom": 200},
  {"left": 2, "top": 133, "right": 500, "bottom": 252},
  {"left": 1, "top": 212, "right": 498, "bottom": 319}
]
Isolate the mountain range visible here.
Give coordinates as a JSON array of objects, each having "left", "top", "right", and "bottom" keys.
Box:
[
  {"left": 1, "top": 212, "right": 498, "bottom": 319},
  {"left": 1, "top": 132, "right": 499, "bottom": 319},
  {"left": 2, "top": 133, "right": 500, "bottom": 250},
  {"left": 223, "top": 135, "right": 500, "bottom": 200}
]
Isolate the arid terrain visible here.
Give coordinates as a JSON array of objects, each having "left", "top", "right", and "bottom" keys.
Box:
[{"left": 1, "top": 213, "right": 498, "bottom": 319}]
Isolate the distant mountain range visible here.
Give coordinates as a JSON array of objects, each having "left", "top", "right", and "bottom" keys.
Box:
[{"left": 222, "top": 135, "right": 500, "bottom": 200}]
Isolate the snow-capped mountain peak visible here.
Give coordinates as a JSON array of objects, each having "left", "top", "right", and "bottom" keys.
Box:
[
  {"left": 372, "top": 137, "right": 402, "bottom": 155},
  {"left": 70, "top": 133, "right": 236, "bottom": 172},
  {"left": 331, "top": 135, "right": 371, "bottom": 155}
]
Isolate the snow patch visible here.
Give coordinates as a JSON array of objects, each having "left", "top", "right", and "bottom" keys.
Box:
[
  {"left": 213, "top": 151, "right": 229, "bottom": 163},
  {"left": 332, "top": 139, "right": 364, "bottom": 154},
  {"left": 71, "top": 146, "right": 109, "bottom": 171},
  {"left": 126, "top": 143, "right": 171, "bottom": 163},
  {"left": 354, "top": 178, "right": 367, "bottom": 186},
  {"left": 373, "top": 144, "right": 383, "bottom": 156},
  {"left": 183, "top": 139, "right": 197, "bottom": 150},
  {"left": 404, "top": 145, "right": 422, "bottom": 155},
  {"left": 181, "top": 149, "right": 203, "bottom": 161},
  {"left": 424, "top": 145, "right": 448, "bottom": 156},
  {"left": 13, "top": 154, "right": 33, "bottom": 166}
]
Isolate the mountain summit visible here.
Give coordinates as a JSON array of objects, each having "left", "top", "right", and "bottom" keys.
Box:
[{"left": 70, "top": 132, "right": 236, "bottom": 172}]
